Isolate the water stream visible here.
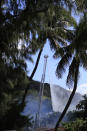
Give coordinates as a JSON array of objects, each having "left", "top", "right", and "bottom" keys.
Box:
[{"left": 33, "top": 55, "right": 48, "bottom": 130}]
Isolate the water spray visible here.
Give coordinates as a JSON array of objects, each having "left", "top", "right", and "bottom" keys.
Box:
[{"left": 34, "top": 55, "right": 48, "bottom": 131}]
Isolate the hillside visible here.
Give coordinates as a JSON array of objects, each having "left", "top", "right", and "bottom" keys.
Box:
[
  {"left": 25, "top": 80, "right": 82, "bottom": 112},
  {"left": 28, "top": 80, "right": 51, "bottom": 97},
  {"left": 22, "top": 80, "right": 83, "bottom": 129}
]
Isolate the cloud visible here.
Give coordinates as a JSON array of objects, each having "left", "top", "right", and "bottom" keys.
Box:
[
  {"left": 77, "top": 83, "right": 87, "bottom": 95},
  {"left": 78, "top": 84, "right": 87, "bottom": 88}
]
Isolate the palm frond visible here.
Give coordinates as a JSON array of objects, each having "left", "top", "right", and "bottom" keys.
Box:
[
  {"left": 56, "top": 52, "right": 72, "bottom": 78},
  {"left": 53, "top": 47, "right": 65, "bottom": 58},
  {"left": 64, "top": 0, "right": 74, "bottom": 12},
  {"left": 80, "top": 51, "right": 87, "bottom": 70},
  {"left": 54, "top": 44, "right": 73, "bottom": 58},
  {"left": 75, "top": 0, "right": 87, "bottom": 12},
  {"left": 66, "top": 56, "right": 80, "bottom": 86},
  {"left": 49, "top": 38, "right": 60, "bottom": 50}
]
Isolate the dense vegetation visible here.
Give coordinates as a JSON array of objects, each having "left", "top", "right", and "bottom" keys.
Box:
[
  {"left": 62, "top": 118, "right": 87, "bottom": 131},
  {"left": 57, "top": 95, "right": 87, "bottom": 131},
  {"left": 0, "top": 0, "right": 87, "bottom": 130}
]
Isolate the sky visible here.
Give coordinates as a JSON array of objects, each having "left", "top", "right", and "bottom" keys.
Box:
[
  {"left": 27, "top": 40, "right": 87, "bottom": 95},
  {"left": 26, "top": 11, "right": 87, "bottom": 96}
]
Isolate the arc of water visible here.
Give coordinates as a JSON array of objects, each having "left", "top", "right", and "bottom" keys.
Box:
[
  {"left": 37, "top": 55, "right": 48, "bottom": 122},
  {"left": 48, "top": 64, "right": 59, "bottom": 112},
  {"left": 34, "top": 55, "right": 48, "bottom": 130},
  {"left": 48, "top": 63, "right": 54, "bottom": 111}
]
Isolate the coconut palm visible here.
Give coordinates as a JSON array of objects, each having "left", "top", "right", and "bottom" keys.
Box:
[
  {"left": 0, "top": 0, "right": 79, "bottom": 129},
  {"left": 54, "top": 15, "right": 87, "bottom": 131},
  {"left": 21, "top": 2, "right": 77, "bottom": 104}
]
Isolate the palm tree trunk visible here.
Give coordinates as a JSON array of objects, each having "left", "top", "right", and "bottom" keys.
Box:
[
  {"left": 29, "top": 48, "right": 43, "bottom": 80},
  {"left": 55, "top": 63, "right": 79, "bottom": 131},
  {"left": 21, "top": 48, "right": 43, "bottom": 105}
]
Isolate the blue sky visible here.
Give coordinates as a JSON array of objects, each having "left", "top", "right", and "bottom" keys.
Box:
[
  {"left": 27, "top": 40, "right": 87, "bottom": 95},
  {"left": 26, "top": 12, "right": 87, "bottom": 95}
]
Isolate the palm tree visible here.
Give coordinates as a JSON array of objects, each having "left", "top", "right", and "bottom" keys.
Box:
[
  {"left": 21, "top": 3, "right": 77, "bottom": 104},
  {"left": 54, "top": 15, "right": 87, "bottom": 131}
]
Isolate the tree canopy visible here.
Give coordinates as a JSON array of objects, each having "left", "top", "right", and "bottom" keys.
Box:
[{"left": 0, "top": 0, "right": 87, "bottom": 130}]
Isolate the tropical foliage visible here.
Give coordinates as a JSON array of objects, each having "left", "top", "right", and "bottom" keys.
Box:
[
  {"left": 62, "top": 118, "right": 87, "bottom": 131},
  {"left": 1, "top": 0, "right": 87, "bottom": 130},
  {"left": 0, "top": 0, "right": 77, "bottom": 130},
  {"left": 67, "top": 95, "right": 87, "bottom": 121},
  {"left": 58, "top": 95, "right": 87, "bottom": 131},
  {"left": 54, "top": 2, "right": 87, "bottom": 130}
]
